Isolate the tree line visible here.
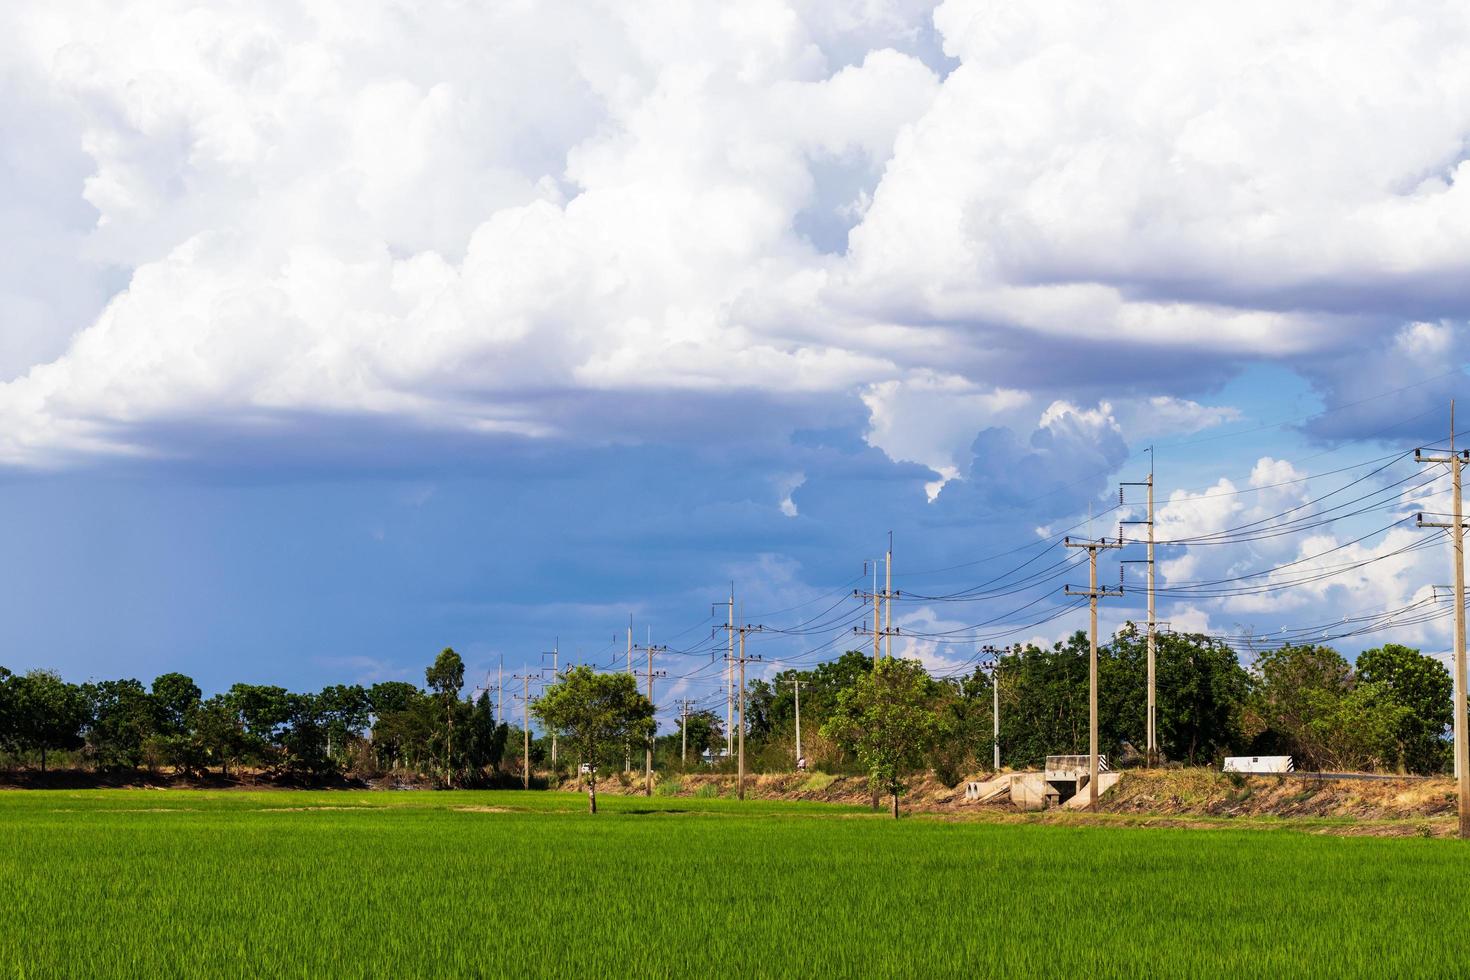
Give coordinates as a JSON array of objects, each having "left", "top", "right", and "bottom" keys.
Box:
[{"left": 0, "top": 629, "right": 1453, "bottom": 785}]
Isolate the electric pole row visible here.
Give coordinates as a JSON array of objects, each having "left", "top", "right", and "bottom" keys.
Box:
[
  {"left": 1415, "top": 400, "right": 1470, "bottom": 839},
  {"left": 1065, "top": 534, "right": 1123, "bottom": 810}
]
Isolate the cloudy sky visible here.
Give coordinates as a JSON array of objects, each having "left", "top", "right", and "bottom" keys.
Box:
[{"left": 3, "top": 0, "right": 1469, "bottom": 723}]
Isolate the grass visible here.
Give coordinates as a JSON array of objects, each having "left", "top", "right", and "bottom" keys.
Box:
[{"left": 4, "top": 789, "right": 1470, "bottom": 977}]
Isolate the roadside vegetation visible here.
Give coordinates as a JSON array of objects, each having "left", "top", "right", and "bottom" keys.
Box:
[{"left": 0, "top": 631, "right": 1454, "bottom": 791}]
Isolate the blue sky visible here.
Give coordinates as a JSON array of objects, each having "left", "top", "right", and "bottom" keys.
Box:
[{"left": 2, "top": 1, "right": 1469, "bottom": 731}]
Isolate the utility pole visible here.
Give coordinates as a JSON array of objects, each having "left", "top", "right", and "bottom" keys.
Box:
[
  {"left": 625, "top": 617, "right": 634, "bottom": 773},
  {"left": 854, "top": 552, "right": 900, "bottom": 660},
  {"left": 541, "top": 640, "right": 559, "bottom": 767},
  {"left": 1065, "top": 534, "right": 1123, "bottom": 810},
  {"left": 794, "top": 676, "right": 802, "bottom": 767},
  {"left": 497, "top": 655, "right": 504, "bottom": 723},
  {"left": 512, "top": 673, "right": 537, "bottom": 790},
  {"left": 779, "top": 675, "right": 803, "bottom": 767},
  {"left": 1122, "top": 449, "right": 1158, "bottom": 766},
  {"left": 723, "top": 588, "right": 735, "bottom": 759},
  {"left": 1416, "top": 402, "right": 1470, "bottom": 839},
  {"left": 677, "top": 698, "right": 697, "bottom": 765},
  {"left": 719, "top": 618, "right": 763, "bottom": 800},
  {"left": 981, "top": 644, "right": 1009, "bottom": 771},
  {"left": 634, "top": 640, "right": 668, "bottom": 795},
  {"left": 885, "top": 532, "right": 894, "bottom": 660}
]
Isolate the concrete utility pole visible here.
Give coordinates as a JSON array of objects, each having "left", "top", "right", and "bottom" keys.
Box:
[
  {"left": 635, "top": 640, "right": 668, "bottom": 795},
  {"left": 982, "top": 644, "right": 1008, "bottom": 771},
  {"left": 498, "top": 656, "right": 504, "bottom": 723},
  {"left": 541, "top": 640, "right": 559, "bottom": 767},
  {"left": 677, "top": 698, "right": 697, "bottom": 765},
  {"left": 885, "top": 532, "right": 894, "bottom": 660},
  {"left": 512, "top": 673, "right": 536, "bottom": 790},
  {"left": 1065, "top": 535, "right": 1123, "bottom": 810},
  {"left": 794, "top": 676, "right": 802, "bottom": 766},
  {"left": 727, "top": 588, "right": 735, "bottom": 759},
  {"left": 780, "top": 675, "right": 803, "bottom": 766},
  {"left": 720, "top": 618, "right": 763, "bottom": 800},
  {"left": 1121, "top": 450, "right": 1158, "bottom": 766},
  {"left": 854, "top": 549, "right": 900, "bottom": 661},
  {"left": 625, "top": 617, "right": 634, "bottom": 773},
  {"left": 1416, "top": 402, "right": 1470, "bottom": 839}
]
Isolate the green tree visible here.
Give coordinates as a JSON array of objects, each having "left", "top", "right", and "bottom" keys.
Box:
[
  {"left": 532, "top": 666, "right": 654, "bottom": 813},
  {"left": 676, "top": 709, "right": 723, "bottom": 763},
  {"left": 194, "top": 693, "right": 247, "bottom": 777},
  {"left": 82, "top": 679, "right": 154, "bottom": 770},
  {"left": 368, "top": 681, "right": 432, "bottom": 772},
  {"left": 822, "top": 657, "right": 943, "bottom": 818},
  {"left": 425, "top": 648, "right": 465, "bottom": 786},
  {"left": 12, "top": 670, "right": 87, "bottom": 772},
  {"left": 317, "top": 684, "right": 370, "bottom": 762},
  {"left": 463, "top": 691, "right": 507, "bottom": 778},
  {"left": 0, "top": 667, "right": 13, "bottom": 755},
  {"left": 1305, "top": 681, "right": 1410, "bottom": 772},
  {"left": 150, "top": 673, "right": 204, "bottom": 773},
  {"left": 1243, "top": 644, "right": 1353, "bottom": 769},
  {"left": 227, "top": 684, "right": 294, "bottom": 768},
  {"left": 1356, "top": 643, "right": 1452, "bottom": 774}
]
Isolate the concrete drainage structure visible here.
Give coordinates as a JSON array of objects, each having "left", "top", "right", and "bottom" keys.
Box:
[{"left": 963, "top": 756, "right": 1123, "bottom": 811}]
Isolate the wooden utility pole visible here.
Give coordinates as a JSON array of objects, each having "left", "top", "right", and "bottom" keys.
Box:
[
  {"left": 1065, "top": 535, "right": 1123, "bottom": 810},
  {"left": 1122, "top": 450, "right": 1158, "bottom": 766},
  {"left": 720, "top": 619, "right": 763, "bottom": 800},
  {"left": 635, "top": 640, "right": 668, "bottom": 795},
  {"left": 1416, "top": 402, "right": 1470, "bottom": 838},
  {"left": 512, "top": 673, "right": 536, "bottom": 790}
]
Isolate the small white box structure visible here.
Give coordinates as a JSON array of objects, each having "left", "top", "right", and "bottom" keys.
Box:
[{"left": 1222, "top": 755, "right": 1293, "bottom": 773}]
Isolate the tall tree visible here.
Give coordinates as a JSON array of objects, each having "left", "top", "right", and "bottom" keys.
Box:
[
  {"left": 195, "top": 693, "right": 247, "bottom": 777},
  {"left": 1243, "top": 644, "right": 1354, "bottom": 768},
  {"left": 532, "top": 666, "right": 654, "bottom": 813},
  {"left": 822, "top": 657, "right": 943, "bottom": 818},
  {"left": 317, "top": 684, "right": 370, "bottom": 761},
  {"left": 425, "top": 648, "right": 465, "bottom": 786},
  {"left": 1356, "top": 644, "right": 1452, "bottom": 774},
  {"left": 676, "top": 709, "right": 723, "bottom": 762},
  {"left": 12, "top": 670, "right": 87, "bottom": 772},
  {"left": 151, "top": 673, "right": 203, "bottom": 773},
  {"left": 83, "top": 679, "right": 154, "bottom": 770}
]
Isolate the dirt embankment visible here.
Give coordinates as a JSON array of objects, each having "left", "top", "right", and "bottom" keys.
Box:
[
  {"left": 1100, "top": 769, "right": 1457, "bottom": 821},
  {"left": 575, "top": 768, "right": 1460, "bottom": 823}
]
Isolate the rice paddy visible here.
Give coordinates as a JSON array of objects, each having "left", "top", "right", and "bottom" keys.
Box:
[{"left": 4, "top": 789, "right": 1467, "bottom": 977}]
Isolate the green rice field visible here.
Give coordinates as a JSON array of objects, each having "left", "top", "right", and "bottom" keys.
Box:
[{"left": 3, "top": 789, "right": 1467, "bottom": 977}]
